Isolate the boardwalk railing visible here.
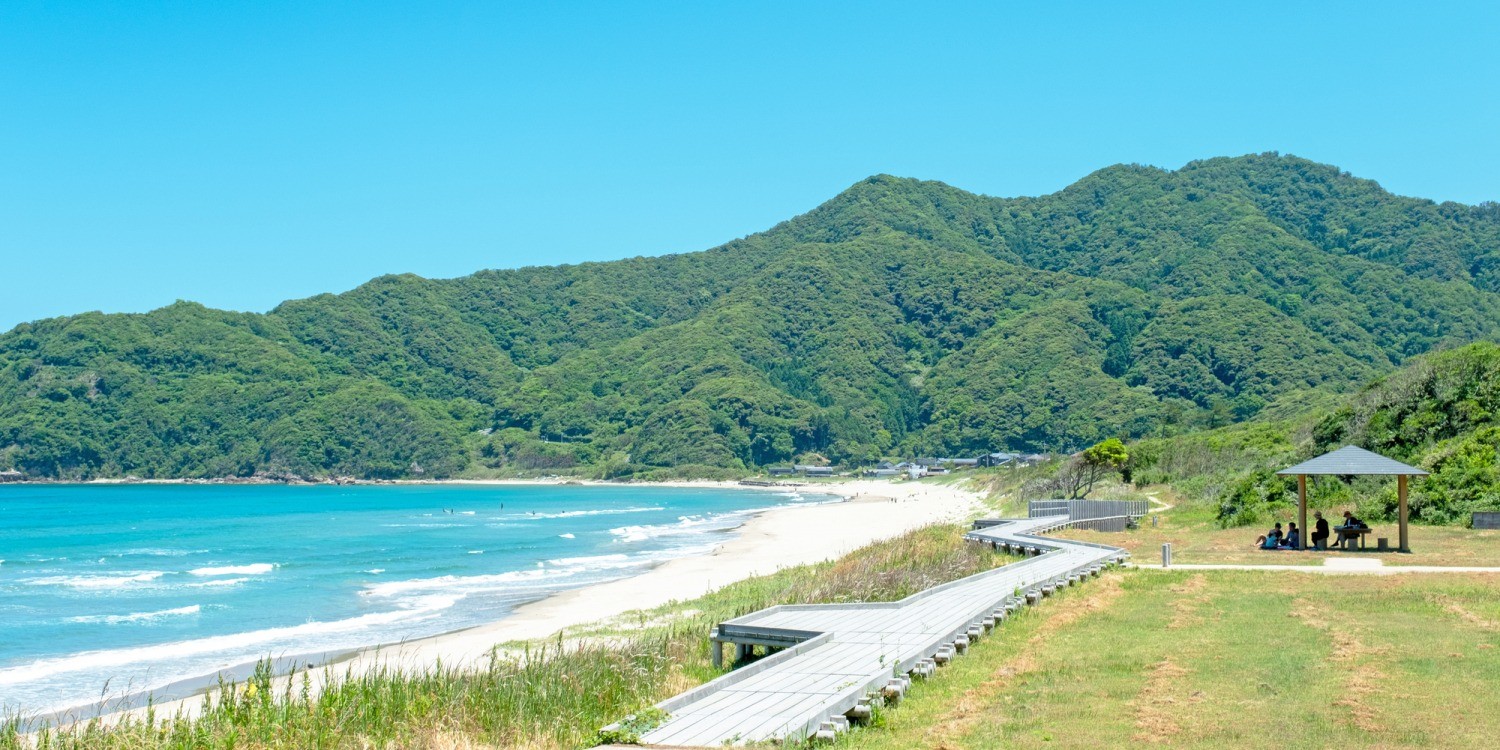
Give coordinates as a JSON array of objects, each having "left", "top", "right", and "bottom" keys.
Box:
[
  {"left": 614, "top": 515, "right": 1128, "bottom": 747},
  {"left": 1027, "top": 499, "right": 1148, "bottom": 531}
]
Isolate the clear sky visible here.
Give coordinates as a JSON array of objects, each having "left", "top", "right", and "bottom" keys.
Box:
[{"left": 3, "top": 1, "right": 1497, "bottom": 330}]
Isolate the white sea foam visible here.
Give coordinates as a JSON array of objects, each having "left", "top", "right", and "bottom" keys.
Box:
[
  {"left": 364, "top": 554, "right": 640, "bottom": 601},
  {"left": 459, "top": 511, "right": 476, "bottom": 515},
  {"left": 558, "top": 533, "right": 576, "bottom": 539},
  {"left": 186, "top": 577, "right": 250, "bottom": 588},
  {"left": 365, "top": 568, "right": 386, "bottom": 574},
  {"left": 364, "top": 568, "right": 552, "bottom": 599},
  {"left": 468, "top": 550, "right": 484, "bottom": 555},
  {"left": 67, "top": 605, "right": 202, "bottom": 625},
  {"left": 0, "top": 595, "right": 456, "bottom": 689},
  {"left": 609, "top": 511, "right": 751, "bottom": 544},
  {"left": 27, "top": 571, "right": 165, "bottom": 590},
  {"left": 114, "top": 548, "right": 202, "bottom": 558},
  {"left": 546, "top": 553, "right": 630, "bottom": 567},
  {"left": 188, "top": 563, "right": 275, "bottom": 577},
  {"left": 510, "top": 506, "right": 664, "bottom": 520}
]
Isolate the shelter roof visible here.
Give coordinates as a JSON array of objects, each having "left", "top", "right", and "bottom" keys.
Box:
[{"left": 1276, "top": 445, "right": 1428, "bottom": 476}]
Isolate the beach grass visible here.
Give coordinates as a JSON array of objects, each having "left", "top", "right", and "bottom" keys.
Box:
[
  {"left": 3, "top": 523, "right": 1010, "bottom": 750},
  {"left": 832, "top": 568, "right": 1500, "bottom": 749}
]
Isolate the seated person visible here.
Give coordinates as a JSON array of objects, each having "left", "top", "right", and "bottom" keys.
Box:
[
  {"left": 1255, "top": 522, "right": 1283, "bottom": 550},
  {"left": 1311, "top": 511, "right": 1330, "bottom": 550},
  {"left": 1279, "top": 522, "right": 1301, "bottom": 549},
  {"left": 1333, "top": 511, "right": 1368, "bottom": 548}
]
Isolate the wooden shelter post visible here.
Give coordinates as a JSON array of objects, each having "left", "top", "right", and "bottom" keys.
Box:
[
  {"left": 1297, "top": 475, "right": 1308, "bottom": 550},
  {"left": 1398, "top": 474, "right": 1410, "bottom": 553}
]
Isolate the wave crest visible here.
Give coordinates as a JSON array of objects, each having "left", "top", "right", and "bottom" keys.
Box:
[
  {"left": 27, "top": 571, "right": 165, "bottom": 590},
  {"left": 188, "top": 563, "right": 275, "bottom": 577},
  {"left": 67, "top": 605, "right": 202, "bottom": 625}
]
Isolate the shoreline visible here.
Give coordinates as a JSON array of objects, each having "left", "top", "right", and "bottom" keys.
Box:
[{"left": 40, "top": 477, "right": 984, "bottom": 727}]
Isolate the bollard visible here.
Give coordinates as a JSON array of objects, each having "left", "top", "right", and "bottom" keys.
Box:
[
  {"left": 1162, "top": 542, "right": 1172, "bottom": 568},
  {"left": 1152, "top": 514, "right": 1158, "bottom": 527}
]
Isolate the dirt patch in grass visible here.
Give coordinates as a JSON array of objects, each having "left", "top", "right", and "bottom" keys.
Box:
[
  {"left": 1132, "top": 574, "right": 1211, "bottom": 741},
  {"left": 1426, "top": 593, "right": 1499, "bottom": 632},
  {"left": 919, "top": 574, "right": 1127, "bottom": 750},
  {"left": 1288, "top": 597, "right": 1391, "bottom": 734},
  {"left": 1131, "top": 658, "right": 1195, "bottom": 742},
  {"left": 1168, "top": 574, "right": 1209, "bottom": 630}
]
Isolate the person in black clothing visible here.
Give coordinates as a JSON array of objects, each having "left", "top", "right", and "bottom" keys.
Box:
[
  {"left": 1311, "top": 511, "right": 1330, "bottom": 550},
  {"left": 1333, "top": 510, "right": 1368, "bottom": 549}
]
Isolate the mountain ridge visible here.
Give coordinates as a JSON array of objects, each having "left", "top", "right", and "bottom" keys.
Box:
[{"left": 3, "top": 153, "right": 1498, "bottom": 479}]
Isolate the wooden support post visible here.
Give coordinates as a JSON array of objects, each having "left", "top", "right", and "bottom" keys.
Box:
[
  {"left": 1297, "top": 475, "right": 1308, "bottom": 551},
  {"left": 711, "top": 639, "right": 723, "bottom": 669},
  {"left": 1398, "top": 474, "right": 1410, "bottom": 553}
]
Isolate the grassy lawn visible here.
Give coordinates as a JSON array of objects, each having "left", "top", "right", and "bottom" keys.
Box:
[
  {"left": 840, "top": 569, "right": 1500, "bottom": 749},
  {"left": 1052, "top": 489, "right": 1500, "bottom": 567}
]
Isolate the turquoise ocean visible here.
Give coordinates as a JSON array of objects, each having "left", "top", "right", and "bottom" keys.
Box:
[{"left": 0, "top": 483, "right": 829, "bottom": 715}]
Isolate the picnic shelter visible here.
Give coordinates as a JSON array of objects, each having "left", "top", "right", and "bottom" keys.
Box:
[{"left": 1276, "top": 445, "right": 1429, "bottom": 552}]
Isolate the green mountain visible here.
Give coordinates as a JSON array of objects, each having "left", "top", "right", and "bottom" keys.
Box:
[{"left": 3, "top": 154, "right": 1499, "bottom": 480}]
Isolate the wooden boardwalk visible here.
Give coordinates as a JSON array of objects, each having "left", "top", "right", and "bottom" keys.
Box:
[{"left": 617, "top": 515, "right": 1129, "bottom": 747}]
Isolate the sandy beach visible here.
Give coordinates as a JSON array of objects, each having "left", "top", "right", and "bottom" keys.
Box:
[{"left": 89, "top": 477, "right": 983, "bottom": 725}]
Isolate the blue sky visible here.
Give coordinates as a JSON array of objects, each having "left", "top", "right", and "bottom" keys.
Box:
[{"left": 2, "top": 1, "right": 1497, "bottom": 330}]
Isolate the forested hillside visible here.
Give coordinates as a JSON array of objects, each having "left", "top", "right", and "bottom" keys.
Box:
[
  {"left": 3, "top": 154, "right": 1499, "bottom": 479},
  {"left": 1129, "top": 342, "right": 1500, "bottom": 526}
]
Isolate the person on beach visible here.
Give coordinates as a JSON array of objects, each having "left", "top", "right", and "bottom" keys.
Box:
[
  {"left": 1279, "top": 522, "right": 1300, "bottom": 549},
  {"left": 1311, "top": 511, "right": 1330, "bottom": 550},
  {"left": 1255, "top": 522, "right": 1283, "bottom": 549}
]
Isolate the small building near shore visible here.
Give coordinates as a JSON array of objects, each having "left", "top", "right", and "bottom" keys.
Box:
[
  {"left": 0, "top": 470, "right": 24, "bottom": 483},
  {"left": 803, "top": 466, "right": 835, "bottom": 478},
  {"left": 979, "top": 452, "right": 1018, "bottom": 467},
  {"left": 768, "top": 466, "right": 796, "bottom": 476}
]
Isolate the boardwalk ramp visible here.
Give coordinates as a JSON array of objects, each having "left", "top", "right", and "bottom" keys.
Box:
[{"left": 615, "top": 515, "right": 1129, "bottom": 747}]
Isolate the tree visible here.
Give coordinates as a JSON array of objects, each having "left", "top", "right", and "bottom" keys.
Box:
[{"left": 1054, "top": 438, "right": 1130, "bottom": 499}]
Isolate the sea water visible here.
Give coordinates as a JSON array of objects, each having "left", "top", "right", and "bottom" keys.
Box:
[{"left": 0, "top": 483, "right": 829, "bottom": 715}]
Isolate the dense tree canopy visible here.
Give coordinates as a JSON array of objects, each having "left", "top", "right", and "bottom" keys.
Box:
[{"left": 2, "top": 154, "right": 1498, "bottom": 479}]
